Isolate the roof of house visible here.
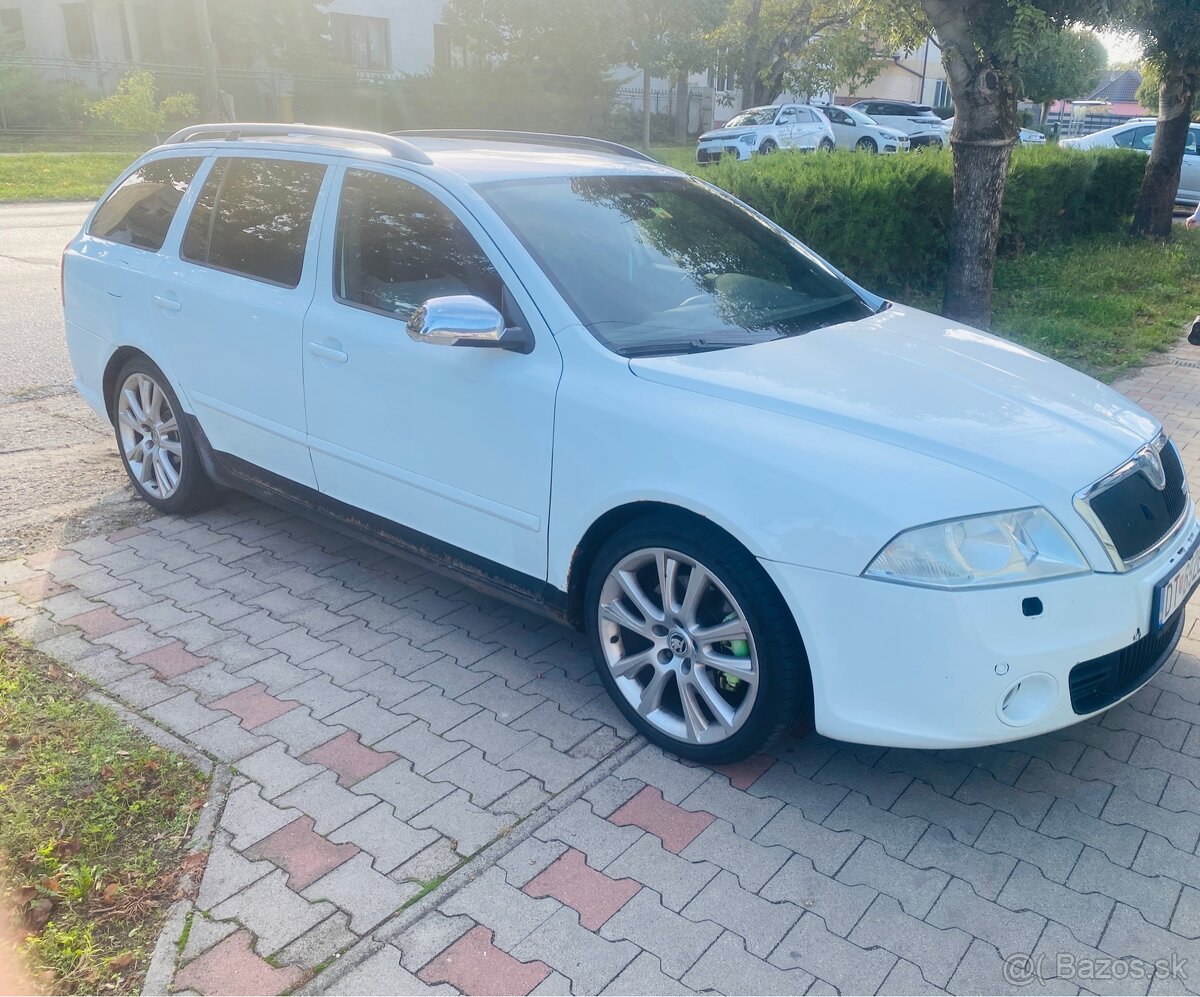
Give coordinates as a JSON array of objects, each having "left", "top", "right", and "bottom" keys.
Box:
[{"left": 1086, "top": 69, "right": 1143, "bottom": 104}]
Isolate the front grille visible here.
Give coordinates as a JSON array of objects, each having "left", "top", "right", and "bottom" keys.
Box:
[
  {"left": 1089, "top": 440, "right": 1188, "bottom": 562},
  {"left": 697, "top": 146, "right": 739, "bottom": 164},
  {"left": 1068, "top": 607, "right": 1183, "bottom": 714}
]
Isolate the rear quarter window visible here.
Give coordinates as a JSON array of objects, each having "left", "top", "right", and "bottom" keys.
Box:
[{"left": 89, "top": 156, "right": 203, "bottom": 252}]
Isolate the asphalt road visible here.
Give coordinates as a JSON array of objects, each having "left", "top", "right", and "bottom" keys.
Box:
[{"left": 0, "top": 201, "right": 151, "bottom": 558}]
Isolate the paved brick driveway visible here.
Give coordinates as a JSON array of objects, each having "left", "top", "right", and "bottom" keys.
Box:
[{"left": 4, "top": 349, "right": 1200, "bottom": 996}]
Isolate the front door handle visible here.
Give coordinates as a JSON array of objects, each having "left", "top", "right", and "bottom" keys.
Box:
[
  {"left": 153, "top": 293, "right": 181, "bottom": 313},
  {"left": 308, "top": 342, "right": 348, "bottom": 364}
]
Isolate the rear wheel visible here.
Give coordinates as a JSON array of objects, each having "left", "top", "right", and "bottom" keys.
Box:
[
  {"left": 856, "top": 137, "right": 878, "bottom": 153},
  {"left": 585, "top": 513, "right": 811, "bottom": 762},
  {"left": 819, "top": 137, "right": 835, "bottom": 152},
  {"left": 110, "top": 356, "right": 218, "bottom": 515}
]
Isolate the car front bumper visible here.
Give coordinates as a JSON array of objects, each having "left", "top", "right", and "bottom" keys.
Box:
[
  {"left": 908, "top": 132, "right": 945, "bottom": 148},
  {"left": 760, "top": 510, "right": 1198, "bottom": 748},
  {"left": 696, "top": 142, "right": 753, "bottom": 163}
]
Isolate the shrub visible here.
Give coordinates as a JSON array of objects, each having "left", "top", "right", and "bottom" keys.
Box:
[
  {"left": 86, "top": 71, "right": 198, "bottom": 139},
  {"left": 690, "top": 145, "right": 1145, "bottom": 295}
]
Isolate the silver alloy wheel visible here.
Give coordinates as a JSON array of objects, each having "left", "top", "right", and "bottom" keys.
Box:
[
  {"left": 116, "top": 372, "right": 183, "bottom": 500},
  {"left": 597, "top": 547, "right": 759, "bottom": 745}
]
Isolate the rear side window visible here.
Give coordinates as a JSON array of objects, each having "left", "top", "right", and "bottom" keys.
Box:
[
  {"left": 333, "top": 168, "right": 502, "bottom": 319},
  {"left": 181, "top": 157, "right": 326, "bottom": 288},
  {"left": 89, "top": 156, "right": 202, "bottom": 252}
]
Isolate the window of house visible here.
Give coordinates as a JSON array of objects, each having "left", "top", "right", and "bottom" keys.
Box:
[
  {"left": 62, "top": 2, "right": 95, "bottom": 58},
  {"left": 132, "top": 3, "right": 163, "bottom": 62},
  {"left": 0, "top": 7, "right": 25, "bottom": 48},
  {"left": 334, "top": 169, "right": 502, "bottom": 320},
  {"left": 90, "top": 157, "right": 203, "bottom": 252},
  {"left": 332, "top": 13, "right": 390, "bottom": 71},
  {"left": 182, "top": 157, "right": 327, "bottom": 288},
  {"left": 933, "top": 80, "right": 951, "bottom": 109},
  {"left": 433, "top": 21, "right": 469, "bottom": 69}
]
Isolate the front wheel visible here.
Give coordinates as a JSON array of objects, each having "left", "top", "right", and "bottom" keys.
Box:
[
  {"left": 819, "top": 137, "right": 834, "bottom": 152},
  {"left": 757, "top": 139, "right": 778, "bottom": 155},
  {"left": 856, "top": 137, "right": 878, "bottom": 153},
  {"left": 584, "top": 514, "right": 811, "bottom": 762}
]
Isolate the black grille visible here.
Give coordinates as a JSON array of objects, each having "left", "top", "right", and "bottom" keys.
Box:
[
  {"left": 697, "top": 146, "right": 739, "bottom": 164},
  {"left": 1068, "top": 607, "right": 1183, "bottom": 714},
  {"left": 1090, "top": 442, "right": 1187, "bottom": 562}
]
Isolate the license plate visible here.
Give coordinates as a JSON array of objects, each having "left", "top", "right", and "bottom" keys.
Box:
[{"left": 1153, "top": 532, "right": 1200, "bottom": 628}]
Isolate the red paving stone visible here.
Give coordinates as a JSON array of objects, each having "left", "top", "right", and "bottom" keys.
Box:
[
  {"left": 523, "top": 846, "right": 640, "bottom": 930},
  {"left": 609, "top": 785, "right": 715, "bottom": 854},
  {"left": 419, "top": 925, "right": 550, "bottom": 996},
  {"left": 107, "top": 526, "right": 150, "bottom": 542},
  {"left": 173, "top": 928, "right": 305, "bottom": 996},
  {"left": 23, "top": 549, "right": 72, "bottom": 569},
  {"left": 244, "top": 815, "right": 360, "bottom": 890},
  {"left": 301, "top": 731, "right": 398, "bottom": 787},
  {"left": 61, "top": 605, "right": 135, "bottom": 639},
  {"left": 710, "top": 753, "right": 775, "bottom": 791},
  {"left": 210, "top": 682, "right": 299, "bottom": 730},
  {"left": 8, "top": 574, "right": 74, "bottom": 604},
  {"left": 130, "top": 640, "right": 209, "bottom": 679}
]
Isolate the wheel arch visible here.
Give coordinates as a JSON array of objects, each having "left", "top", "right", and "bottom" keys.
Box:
[{"left": 102, "top": 345, "right": 153, "bottom": 423}]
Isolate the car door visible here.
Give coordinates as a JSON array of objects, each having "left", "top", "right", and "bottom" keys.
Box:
[
  {"left": 152, "top": 153, "right": 332, "bottom": 488},
  {"left": 301, "top": 164, "right": 562, "bottom": 580},
  {"left": 794, "top": 107, "right": 825, "bottom": 148},
  {"left": 773, "top": 106, "right": 798, "bottom": 148},
  {"left": 1181, "top": 127, "right": 1200, "bottom": 202},
  {"left": 825, "top": 107, "right": 853, "bottom": 147}
]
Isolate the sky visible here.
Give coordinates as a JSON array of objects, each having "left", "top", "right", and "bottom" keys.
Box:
[{"left": 1098, "top": 29, "right": 1143, "bottom": 66}]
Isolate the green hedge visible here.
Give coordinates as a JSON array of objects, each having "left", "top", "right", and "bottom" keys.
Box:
[{"left": 680, "top": 146, "right": 1146, "bottom": 295}]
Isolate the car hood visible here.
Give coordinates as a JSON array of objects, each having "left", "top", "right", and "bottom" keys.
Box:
[
  {"left": 628, "top": 304, "right": 1158, "bottom": 501},
  {"left": 699, "top": 128, "right": 757, "bottom": 142}
]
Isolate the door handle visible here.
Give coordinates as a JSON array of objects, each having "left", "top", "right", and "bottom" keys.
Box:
[
  {"left": 153, "top": 294, "right": 181, "bottom": 313},
  {"left": 308, "top": 342, "right": 348, "bottom": 364}
]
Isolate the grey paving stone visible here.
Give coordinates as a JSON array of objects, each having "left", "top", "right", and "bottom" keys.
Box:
[
  {"left": 1134, "top": 832, "right": 1200, "bottom": 890},
  {"left": 302, "top": 852, "right": 418, "bottom": 934},
  {"left": 892, "top": 781, "right": 992, "bottom": 845},
  {"left": 511, "top": 906, "right": 639, "bottom": 995},
  {"left": 444, "top": 710, "right": 537, "bottom": 763},
  {"left": 585, "top": 777, "right": 646, "bottom": 820},
  {"left": 998, "top": 860, "right": 1115, "bottom": 946},
  {"left": 491, "top": 777, "right": 552, "bottom": 819},
  {"left": 1162, "top": 773, "right": 1200, "bottom": 814},
  {"left": 500, "top": 735, "right": 597, "bottom": 791},
  {"left": 147, "top": 691, "right": 223, "bottom": 736},
  {"left": 392, "top": 838, "right": 461, "bottom": 887},
  {"left": 163, "top": 616, "right": 230, "bottom": 653},
  {"left": 422, "top": 627, "right": 501, "bottom": 667},
  {"left": 211, "top": 869, "right": 337, "bottom": 955},
  {"left": 602, "top": 952, "right": 696, "bottom": 995},
  {"left": 600, "top": 887, "right": 721, "bottom": 978},
  {"left": 756, "top": 803, "right": 862, "bottom": 876},
  {"left": 682, "top": 869, "right": 802, "bottom": 957},
  {"left": 1067, "top": 847, "right": 1182, "bottom": 928},
  {"left": 681, "top": 817, "right": 791, "bottom": 893},
  {"left": 907, "top": 825, "right": 1016, "bottom": 902},
  {"left": 328, "top": 802, "right": 439, "bottom": 875},
  {"left": 362, "top": 637, "right": 445, "bottom": 678},
  {"left": 189, "top": 715, "right": 274, "bottom": 763},
  {"left": 1101, "top": 787, "right": 1200, "bottom": 852},
  {"left": 439, "top": 865, "right": 559, "bottom": 949},
  {"left": 836, "top": 839, "right": 948, "bottom": 918},
  {"left": 770, "top": 912, "right": 897, "bottom": 995},
  {"left": 975, "top": 811, "right": 1082, "bottom": 884},
  {"left": 221, "top": 607, "right": 294, "bottom": 644},
  {"left": 179, "top": 914, "right": 239, "bottom": 963},
  {"left": 939, "top": 745, "right": 1030, "bottom": 786},
  {"left": 168, "top": 660, "right": 256, "bottom": 704},
  {"left": 950, "top": 936, "right": 1076, "bottom": 996},
  {"left": 519, "top": 668, "right": 606, "bottom": 714},
  {"left": 343, "top": 664, "right": 429, "bottom": 710},
  {"left": 570, "top": 725, "right": 628, "bottom": 761},
  {"left": 236, "top": 743, "right": 325, "bottom": 801},
  {"left": 325, "top": 695, "right": 410, "bottom": 746},
  {"left": 1129, "top": 737, "right": 1200, "bottom": 787},
  {"left": 411, "top": 789, "right": 514, "bottom": 856},
  {"left": 1040, "top": 799, "right": 1145, "bottom": 868},
  {"left": 284, "top": 674, "right": 365, "bottom": 718},
  {"left": 813, "top": 751, "right": 913, "bottom": 808},
  {"left": 199, "top": 633, "right": 274, "bottom": 670},
  {"left": 237, "top": 652, "right": 317, "bottom": 695},
  {"left": 219, "top": 780, "right": 305, "bottom": 850},
  {"left": 572, "top": 693, "right": 637, "bottom": 740},
  {"left": 683, "top": 930, "right": 815, "bottom": 995},
  {"left": 37, "top": 632, "right": 117, "bottom": 664},
  {"left": 428, "top": 747, "right": 527, "bottom": 807},
  {"left": 680, "top": 773, "right": 782, "bottom": 839},
  {"left": 1107, "top": 699, "right": 1190, "bottom": 750},
  {"left": 276, "top": 771, "right": 379, "bottom": 835},
  {"left": 849, "top": 894, "right": 971, "bottom": 988},
  {"left": 409, "top": 656, "right": 491, "bottom": 700},
  {"left": 105, "top": 669, "right": 177, "bottom": 708},
  {"left": 1171, "top": 886, "right": 1200, "bottom": 939},
  {"left": 955, "top": 769, "right": 1054, "bottom": 830},
  {"left": 879, "top": 958, "right": 949, "bottom": 996},
  {"left": 194, "top": 833, "right": 273, "bottom": 910},
  {"left": 394, "top": 910, "right": 475, "bottom": 972},
  {"left": 747, "top": 761, "right": 852, "bottom": 823},
  {"left": 1099, "top": 904, "right": 1200, "bottom": 993},
  {"left": 254, "top": 706, "right": 342, "bottom": 755},
  {"left": 510, "top": 700, "right": 599, "bottom": 752},
  {"left": 499, "top": 837, "right": 569, "bottom": 889},
  {"left": 927, "top": 878, "right": 1045, "bottom": 955},
  {"left": 376, "top": 720, "right": 470, "bottom": 775},
  {"left": 604, "top": 834, "right": 719, "bottom": 913},
  {"left": 275, "top": 911, "right": 357, "bottom": 971},
  {"left": 530, "top": 970, "right": 573, "bottom": 996},
  {"left": 1017, "top": 758, "right": 1114, "bottom": 817},
  {"left": 824, "top": 791, "right": 927, "bottom": 859},
  {"left": 759, "top": 852, "right": 876, "bottom": 936},
  {"left": 125, "top": 601, "right": 200, "bottom": 632},
  {"left": 397, "top": 686, "right": 481, "bottom": 734},
  {"left": 188, "top": 592, "right": 256, "bottom": 627},
  {"left": 290, "top": 645, "right": 381, "bottom": 686}
]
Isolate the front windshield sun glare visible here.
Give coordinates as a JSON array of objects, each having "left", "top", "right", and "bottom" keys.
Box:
[{"left": 479, "top": 174, "right": 873, "bottom": 359}]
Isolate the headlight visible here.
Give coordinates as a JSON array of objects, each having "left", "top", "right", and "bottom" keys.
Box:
[
  {"left": 738, "top": 134, "right": 757, "bottom": 145},
  {"left": 864, "top": 508, "right": 1088, "bottom": 589}
]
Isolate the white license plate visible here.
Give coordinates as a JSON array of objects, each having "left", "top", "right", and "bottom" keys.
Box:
[{"left": 1154, "top": 533, "right": 1200, "bottom": 628}]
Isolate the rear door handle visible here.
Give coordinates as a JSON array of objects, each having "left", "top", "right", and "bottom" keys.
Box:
[
  {"left": 153, "top": 294, "right": 181, "bottom": 313},
  {"left": 308, "top": 342, "right": 348, "bottom": 364}
]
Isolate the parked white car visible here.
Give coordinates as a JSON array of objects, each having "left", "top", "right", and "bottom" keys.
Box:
[
  {"left": 943, "top": 118, "right": 1047, "bottom": 145},
  {"left": 1062, "top": 118, "right": 1200, "bottom": 204},
  {"left": 696, "top": 104, "right": 835, "bottom": 163},
  {"left": 852, "top": 100, "right": 945, "bottom": 148},
  {"left": 63, "top": 124, "right": 1198, "bottom": 761},
  {"left": 814, "top": 104, "right": 911, "bottom": 152}
]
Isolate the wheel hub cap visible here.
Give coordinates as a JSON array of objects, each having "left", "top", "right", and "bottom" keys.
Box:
[{"left": 116, "top": 372, "right": 183, "bottom": 500}]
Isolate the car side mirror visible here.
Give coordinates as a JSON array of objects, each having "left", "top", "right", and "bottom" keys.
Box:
[{"left": 407, "top": 295, "right": 533, "bottom": 354}]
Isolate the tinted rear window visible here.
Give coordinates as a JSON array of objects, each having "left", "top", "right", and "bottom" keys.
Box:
[
  {"left": 89, "top": 156, "right": 203, "bottom": 252},
  {"left": 181, "top": 157, "right": 326, "bottom": 288}
]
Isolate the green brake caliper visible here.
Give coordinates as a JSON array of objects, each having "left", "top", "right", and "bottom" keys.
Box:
[{"left": 716, "top": 612, "right": 749, "bottom": 692}]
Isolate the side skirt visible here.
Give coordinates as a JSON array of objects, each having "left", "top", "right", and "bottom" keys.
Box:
[{"left": 186, "top": 415, "right": 572, "bottom": 627}]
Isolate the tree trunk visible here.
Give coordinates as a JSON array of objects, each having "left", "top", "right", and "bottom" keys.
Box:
[
  {"left": 675, "top": 68, "right": 689, "bottom": 144},
  {"left": 642, "top": 66, "right": 652, "bottom": 151},
  {"left": 941, "top": 65, "right": 1019, "bottom": 328},
  {"left": 739, "top": 0, "right": 763, "bottom": 110},
  {"left": 1131, "top": 60, "right": 1199, "bottom": 240}
]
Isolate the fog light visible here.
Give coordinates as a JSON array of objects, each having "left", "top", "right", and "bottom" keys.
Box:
[{"left": 996, "top": 672, "right": 1057, "bottom": 727}]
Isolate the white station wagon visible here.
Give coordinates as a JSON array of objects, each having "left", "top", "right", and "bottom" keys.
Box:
[{"left": 63, "top": 124, "right": 1200, "bottom": 762}]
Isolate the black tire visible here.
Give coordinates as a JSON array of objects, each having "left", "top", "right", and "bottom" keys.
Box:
[
  {"left": 819, "top": 137, "right": 835, "bottom": 152},
  {"left": 584, "top": 512, "right": 812, "bottom": 763},
  {"left": 856, "top": 137, "right": 878, "bottom": 153},
  {"left": 109, "top": 355, "right": 219, "bottom": 515},
  {"left": 758, "top": 139, "right": 778, "bottom": 155}
]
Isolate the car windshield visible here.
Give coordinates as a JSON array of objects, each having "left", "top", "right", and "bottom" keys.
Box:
[
  {"left": 479, "top": 174, "right": 872, "bottom": 358},
  {"left": 724, "top": 107, "right": 777, "bottom": 127}
]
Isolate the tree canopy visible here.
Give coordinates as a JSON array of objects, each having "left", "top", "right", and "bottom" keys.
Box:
[{"left": 1020, "top": 26, "right": 1108, "bottom": 116}]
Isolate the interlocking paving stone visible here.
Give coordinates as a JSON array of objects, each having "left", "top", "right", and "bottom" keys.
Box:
[
  {"left": 954, "top": 769, "right": 1054, "bottom": 829},
  {"left": 209, "top": 682, "right": 298, "bottom": 730},
  {"left": 1017, "top": 758, "right": 1114, "bottom": 817},
  {"left": 612, "top": 746, "right": 710, "bottom": 803},
  {"left": 1101, "top": 786, "right": 1200, "bottom": 851},
  {"left": 447, "top": 710, "right": 538, "bottom": 762},
  {"left": 324, "top": 943, "right": 456, "bottom": 996},
  {"left": 129, "top": 639, "right": 208, "bottom": 679},
  {"left": 236, "top": 743, "right": 325, "bottom": 801},
  {"left": 950, "top": 937, "right": 1075, "bottom": 996},
  {"left": 275, "top": 770, "right": 379, "bottom": 835},
  {"left": 814, "top": 751, "right": 913, "bottom": 808},
  {"left": 603, "top": 834, "right": 720, "bottom": 913},
  {"left": 396, "top": 911, "right": 476, "bottom": 972},
  {"left": 708, "top": 753, "right": 775, "bottom": 790},
  {"left": 419, "top": 924, "right": 551, "bottom": 996},
  {"left": 174, "top": 928, "right": 305, "bottom": 997},
  {"left": 679, "top": 772, "right": 782, "bottom": 838},
  {"left": 927, "top": 878, "right": 1045, "bottom": 956},
  {"left": 301, "top": 730, "right": 399, "bottom": 787},
  {"left": 302, "top": 852, "right": 419, "bottom": 933},
  {"left": 770, "top": 912, "right": 898, "bottom": 995},
  {"left": 440, "top": 866, "right": 560, "bottom": 949},
  {"left": 195, "top": 834, "right": 273, "bottom": 910},
  {"left": 244, "top": 815, "right": 360, "bottom": 890},
  {"left": 430, "top": 746, "right": 529, "bottom": 806},
  {"left": 254, "top": 706, "right": 342, "bottom": 754},
  {"left": 601, "top": 951, "right": 696, "bottom": 996},
  {"left": 376, "top": 719, "right": 471, "bottom": 775},
  {"left": 825, "top": 790, "right": 928, "bottom": 858},
  {"left": 1040, "top": 798, "right": 1145, "bottom": 867},
  {"left": 599, "top": 887, "right": 721, "bottom": 979},
  {"left": 609, "top": 786, "right": 715, "bottom": 854},
  {"left": 190, "top": 715, "right": 274, "bottom": 763},
  {"left": 510, "top": 906, "right": 639, "bottom": 995},
  {"left": 398, "top": 686, "right": 482, "bottom": 734},
  {"left": 891, "top": 781, "right": 991, "bottom": 845},
  {"left": 353, "top": 759, "right": 455, "bottom": 821},
  {"left": 835, "top": 839, "right": 948, "bottom": 918},
  {"left": 849, "top": 894, "right": 971, "bottom": 988},
  {"left": 974, "top": 811, "right": 1081, "bottom": 884},
  {"left": 535, "top": 799, "right": 645, "bottom": 869},
  {"left": 328, "top": 802, "right": 440, "bottom": 874},
  {"left": 220, "top": 780, "right": 304, "bottom": 850},
  {"left": 680, "top": 817, "right": 790, "bottom": 892},
  {"left": 343, "top": 663, "right": 429, "bottom": 710},
  {"left": 755, "top": 803, "right": 863, "bottom": 876},
  {"left": 879, "top": 958, "right": 950, "bottom": 996},
  {"left": 60, "top": 605, "right": 134, "bottom": 638},
  {"left": 997, "top": 860, "right": 1115, "bottom": 946},
  {"left": 411, "top": 789, "right": 515, "bottom": 856},
  {"left": 1067, "top": 845, "right": 1182, "bottom": 928},
  {"left": 683, "top": 869, "right": 803, "bottom": 956},
  {"left": 746, "top": 760, "right": 851, "bottom": 822},
  {"left": 523, "top": 847, "right": 640, "bottom": 931},
  {"left": 210, "top": 867, "right": 337, "bottom": 955},
  {"left": 501, "top": 735, "right": 604, "bottom": 793}
]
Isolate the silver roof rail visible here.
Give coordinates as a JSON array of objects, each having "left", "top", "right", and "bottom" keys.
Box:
[
  {"left": 164, "top": 123, "right": 435, "bottom": 165},
  {"left": 390, "top": 129, "right": 658, "bottom": 163}
]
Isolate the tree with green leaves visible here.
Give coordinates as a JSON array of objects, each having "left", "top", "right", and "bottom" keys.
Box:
[
  {"left": 1134, "top": 59, "right": 1200, "bottom": 112},
  {"left": 1120, "top": 2, "right": 1200, "bottom": 238},
  {"left": 1020, "top": 26, "right": 1108, "bottom": 124}
]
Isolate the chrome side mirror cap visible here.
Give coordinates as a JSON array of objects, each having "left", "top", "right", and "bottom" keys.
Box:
[{"left": 406, "top": 295, "right": 533, "bottom": 354}]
